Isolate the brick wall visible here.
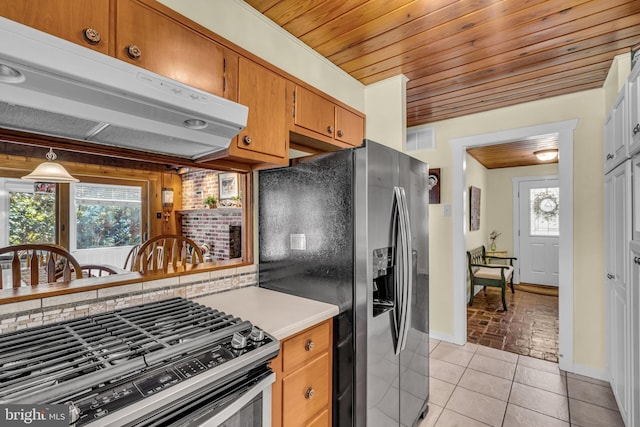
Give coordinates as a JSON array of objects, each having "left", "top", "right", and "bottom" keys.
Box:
[
  {"left": 181, "top": 169, "right": 219, "bottom": 209},
  {"left": 180, "top": 170, "right": 242, "bottom": 260},
  {"left": 180, "top": 209, "right": 242, "bottom": 260}
]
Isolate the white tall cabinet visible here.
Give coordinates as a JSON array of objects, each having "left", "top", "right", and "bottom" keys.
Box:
[{"left": 604, "top": 60, "right": 640, "bottom": 427}]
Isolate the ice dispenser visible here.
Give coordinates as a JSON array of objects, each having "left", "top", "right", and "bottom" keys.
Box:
[{"left": 372, "top": 247, "right": 395, "bottom": 316}]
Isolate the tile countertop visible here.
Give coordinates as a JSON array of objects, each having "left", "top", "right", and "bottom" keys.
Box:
[{"left": 194, "top": 286, "right": 339, "bottom": 340}]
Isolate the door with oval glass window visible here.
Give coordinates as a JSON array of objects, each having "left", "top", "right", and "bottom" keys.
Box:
[{"left": 518, "top": 178, "right": 559, "bottom": 286}]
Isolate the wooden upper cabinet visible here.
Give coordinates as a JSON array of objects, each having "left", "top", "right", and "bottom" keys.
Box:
[
  {"left": 335, "top": 106, "right": 364, "bottom": 147},
  {"left": 294, "top": 86, "right": 364, "bottom": 148},
  {"left": 295, "top": 86, "right": 336, "bottom": 139},
  {"left": 0, "top": 0, "right": 110, "bottom": 54},
  {"left": 115, "top": 0, "right": 225, "bottom": 96},
  {"left": 229, "top": 57, "right": 289, "bottom": 164}
]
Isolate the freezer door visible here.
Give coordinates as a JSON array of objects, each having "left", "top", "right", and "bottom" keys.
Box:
[{"left": 399, "top": 156, "right": 430, "bottom": 427}]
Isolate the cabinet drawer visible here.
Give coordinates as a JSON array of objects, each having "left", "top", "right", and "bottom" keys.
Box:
[
  {"left": 283, "top": 321, "right": 330, "bottom": 372},
  {"left": 282, "top": 352, "right": 330, "bottom": 427}
]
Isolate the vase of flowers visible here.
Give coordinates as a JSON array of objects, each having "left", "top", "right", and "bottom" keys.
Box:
[{"left": 489, "top": 230, "right": 501, "bottom": 251}]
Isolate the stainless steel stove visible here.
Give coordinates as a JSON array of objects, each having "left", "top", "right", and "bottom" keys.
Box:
[{"left": 0, "top": 297, "right": 279, "bottom": 426}]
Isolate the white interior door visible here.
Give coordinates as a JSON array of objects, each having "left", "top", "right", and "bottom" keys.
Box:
[{"left": 518, "top": 178, "right": 559, "bottom": 286}]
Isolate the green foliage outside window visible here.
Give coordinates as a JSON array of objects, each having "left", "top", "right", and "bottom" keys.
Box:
[
  {"left": 9, "top": 192, "right": 56, "bottom": 245},
  {"left": 75, "top": 204, "right": 142, "bottom": 249}
]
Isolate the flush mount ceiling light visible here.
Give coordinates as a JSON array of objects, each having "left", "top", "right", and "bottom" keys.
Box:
[
  {"left": 21, "top": 148, "right": 79, "bottom": 183},
  {"left": 534, "top": 148, "right": 558, "bottom": 161}
]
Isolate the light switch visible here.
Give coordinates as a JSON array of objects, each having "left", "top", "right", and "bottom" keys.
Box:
[{"left": 290, "top": 234, "right": 306, "bottom": 250}]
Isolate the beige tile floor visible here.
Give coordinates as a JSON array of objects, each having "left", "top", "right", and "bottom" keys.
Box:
[{"left": 420, "top": 339, "right": 624, "bottom": 427}]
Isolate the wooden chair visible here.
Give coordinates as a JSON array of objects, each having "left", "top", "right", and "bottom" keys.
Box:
[
  {"left": 467, "top": 246, "right": 517, "bottom": 311},
  {"left": 0, "top": 244, "right": 82, "bottom": 288},
  {"left": 123, "top": 244, "right": 141, "bottom": 271},
  {"left": 80, "top": 264, "right": 122, "bottom": 277},
  {"left": 133, "top": 235, "right": 204, "bottom": 274}
]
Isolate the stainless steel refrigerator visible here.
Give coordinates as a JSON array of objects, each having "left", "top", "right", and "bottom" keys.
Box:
[{"left": 259, "top": 140, "right": 429, "bottom": 426}]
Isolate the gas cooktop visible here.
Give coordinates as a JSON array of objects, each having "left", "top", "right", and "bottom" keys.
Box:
[{"left": 0, "top": 297, "right": 279, "bottom": 425}]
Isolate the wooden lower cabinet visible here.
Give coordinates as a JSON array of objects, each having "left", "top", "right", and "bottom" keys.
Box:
[{"left": 270, "top": 319, "right": 333, "bottom": 427}]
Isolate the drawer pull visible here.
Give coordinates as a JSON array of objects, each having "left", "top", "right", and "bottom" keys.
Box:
[
  {"left": 304, "top": 339, "right": 315, "bottom": 351},
  {"left": 126, "top": 44, "right": 142, "bottom": 60},
  {"left": 82, "top": 28, "right": 101, "bottom": 45},
  {"left": 305, "top": 387, "right": 315, "bottom": 399}
]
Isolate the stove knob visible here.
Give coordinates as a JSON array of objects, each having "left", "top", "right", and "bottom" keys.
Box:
[
  {"left": 231, "top": 332, "right": 248, "bottom": 349},
  {"left": 249, "top": 326, "right": 265, "bottom": 342},
  {"left": 67, "top": 401, "right": 81, "bottom": 424}
]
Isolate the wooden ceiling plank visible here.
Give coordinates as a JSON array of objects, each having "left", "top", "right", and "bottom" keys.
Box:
[
  {"left": 418, "top": 74, "right": 605, "bottom": 115},
  {"left": 244, "top": 0, "right": 282, "bottom": 14},
  {"left": 407, "top": 63, "right": 609, "bottom": 107},
  {"left": 406, "top": 52, "right": 614, "bottom": 101},
  {"left": 330, "top": 0, "right": 535, "bottom": 67},
  {"left": 411, "top": 80, "right": 604, "bottom": 121},
  {"left": 335, "top": 0, "right": 595, "bottom": 72},
  {"left": 406, "top": 37, "right": 635, "bottom": 97},
  {"left": 259, "top": 0, "right": 326, "bottom": 27},
  {"left": 400, "top": 9, "right": 640, "bottom": 89},
  {"left": 311, "top": 0, "right": 460, "bottom": 58},
  {"left": 355, "top": 5, "right": 640, "bottom": 84},
  {"left": 299, "top": 0, "right": 440, "bottom": 48},
  {"left": 283, "top": 0, "right": 373, "bottom": 38},
  {"left": 409, "top": 81, "right": 605, "bottom": 125}
]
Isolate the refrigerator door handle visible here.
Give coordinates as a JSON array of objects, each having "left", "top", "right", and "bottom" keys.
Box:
[
  {"left": 393, "top": 186, "right": 412, "bottom": 355},
  {"left": 396, "top": 187, "right": 413, "bottom": 353},
  {"left": 392, "top": 187, "right": 403, "bottom": 354}
]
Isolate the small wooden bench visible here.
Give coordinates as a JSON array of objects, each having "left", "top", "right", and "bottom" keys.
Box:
[{"left": 467, "top": 246, "right": 517, "bottom": 311}]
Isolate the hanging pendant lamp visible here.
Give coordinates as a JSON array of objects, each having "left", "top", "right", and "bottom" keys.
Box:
[{"left": 21, "top": 148, "right": 79, "bottom": 183}]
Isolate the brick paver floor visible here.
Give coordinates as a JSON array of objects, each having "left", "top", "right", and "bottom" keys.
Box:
[{"left": 467, "top": 285, "right": 559, "bottom": 362}]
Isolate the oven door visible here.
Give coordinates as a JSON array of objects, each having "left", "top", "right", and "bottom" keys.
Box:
[{"left": 136, "top": 366, "right": 274, "bottom": 427}]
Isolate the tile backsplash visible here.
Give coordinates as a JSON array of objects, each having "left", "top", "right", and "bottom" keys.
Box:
[{"left": 0, "top": 265, "right": 257, "bottom": 334}]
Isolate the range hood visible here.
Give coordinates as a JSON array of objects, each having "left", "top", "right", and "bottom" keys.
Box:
[{"left": 0, "top": 17, "right": 248, "bottom": 160}]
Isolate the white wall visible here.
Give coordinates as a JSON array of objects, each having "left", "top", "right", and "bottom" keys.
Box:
[
  {"left": 364, "top": 75, "right": 408, "bottom": 150},
  {"left": 410, "top": 88, "right": 606, "bottom": 371}
]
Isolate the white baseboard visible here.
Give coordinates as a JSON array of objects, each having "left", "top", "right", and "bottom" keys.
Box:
[
  {"left": 429, "top": 330, "right": 460, "bottom": 345},
  {"left": 568, "top": 363, "right": 610, "bottom": 382}
]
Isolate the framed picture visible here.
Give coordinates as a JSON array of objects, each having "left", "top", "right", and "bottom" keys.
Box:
[
  {"left": 469, "top": 185, "right": 481, "bottom": 231},
  {"left": 219, "top": 173, "right": 239, "bottom": 199},
  {"left": 34, "top": 182, "right": 56, "bottom": 194}
]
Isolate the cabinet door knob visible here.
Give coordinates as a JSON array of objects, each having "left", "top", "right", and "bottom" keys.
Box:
[
  {"left": 126, "top": 44, "right": 142, "bottom": 60},
  {"left": 606, "top": 153, "right": 614, "bottom": 160},
  {"left": 82, "top": 28, "right": 101, "bottom": 45},
  {"left": 243, "top": 135, "right": 253, "bottom": 145},
  {"left": 327, "top": 125, "right": 333, "bottom": 135},
  {"left": 304, "top": 339, "right": 314, "bottom": 351},
  {"left": 607, "top": 273, "right": 615, "bottom": 279},
  {"left": 634, "top": 123, "right": 640, "bottom": 136},
  {"left": 304, "top": 387, "right": 315, "bottom": 399},
  {"left": 337, "top": 130, "right": 344, "bottom": 138}
]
